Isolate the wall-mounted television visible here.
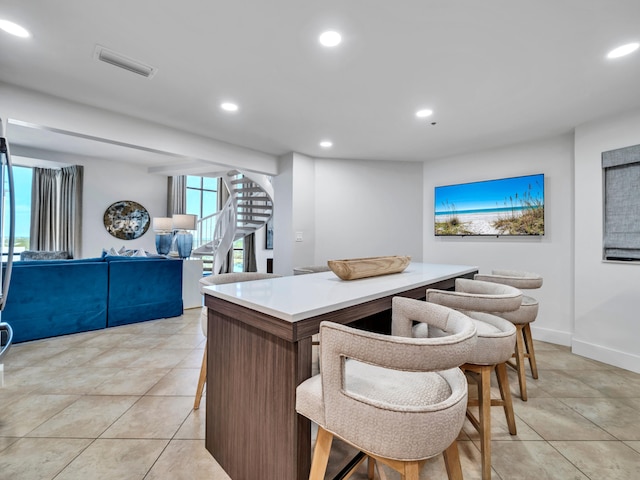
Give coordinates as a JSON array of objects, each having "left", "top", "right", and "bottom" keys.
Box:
[{"left": 434, "top": 173, "right": 544, "bottom": 236}]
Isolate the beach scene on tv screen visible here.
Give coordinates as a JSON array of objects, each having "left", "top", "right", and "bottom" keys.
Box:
[{"left": 435, "top": 174, "right": 544, "bottom": 236}]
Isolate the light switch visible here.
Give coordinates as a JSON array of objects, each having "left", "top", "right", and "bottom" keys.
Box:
[{"left": 295, "top": 231, "right": 303, "bottom": 242}]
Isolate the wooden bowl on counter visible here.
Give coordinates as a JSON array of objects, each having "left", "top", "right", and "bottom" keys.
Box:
[{"left": 327, "top": 255, "right": 411, "bottom": 281}]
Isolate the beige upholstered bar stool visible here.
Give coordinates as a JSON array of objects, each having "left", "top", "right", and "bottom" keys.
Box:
[
  {"left": 424, "top": 278, "right": 521, "bottom": 480},
  {"left": 194, "top": 272, "right": 281, "bottom": 410},
  {"left": 293, "top": 265, "right": 331, "bottom": 275},
  {"left": 292, "top": 265, "right": 330, "bottom": 350},
  {"left": 296, "top": 297, "right": 477, "bottom": 480},
  {"left": 473, "top": 270, "right": 543, "bottom": 401}
]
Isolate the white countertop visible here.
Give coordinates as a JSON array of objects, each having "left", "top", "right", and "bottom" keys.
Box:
[{"left": 202, "top": 262, "right": 477, "bottom": 322}]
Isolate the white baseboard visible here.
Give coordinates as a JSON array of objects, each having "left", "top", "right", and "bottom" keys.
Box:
[
  {"left": 572, "top": 339, "right": 640, "bottom": 374},
  {"left": 530, "top": 325, "right": 572, "bottom": 347}
]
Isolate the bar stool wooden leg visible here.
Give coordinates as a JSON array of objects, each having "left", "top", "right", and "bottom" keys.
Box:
[
  {"left": 194, "top": 341, "right": 207, "bottom": 409},
  {"left": 367, "top": 457, "right": 376, "bottom": 479},
  {"left": 463, "top": 364, "right": 493, "bottom": 480},
  {"left": 478, "top": 366, "right": 492, "bottom": 480},
  {"left": 443, "top": 441, "right": 464, "bottom": 480},
  {"left": 310, "top": 430, "right": 456, "bottom": 480},
  {"left": 464, "top": 362, "right": 517, "bottom": 480},
  {"left": 512, "top": 325, "right": 528, "bottom": 401},
  {"left": 310, "top": 427, "right": 333, "bottom": 480},
  {"left": 495, "top": 362, "right": 517, "bottom": 435},
  {"left": 523, "top": 323, "right": 539, "bottom": 379},
  {"left": 404, "top": 462, "right": 420, "bottom": 480}
]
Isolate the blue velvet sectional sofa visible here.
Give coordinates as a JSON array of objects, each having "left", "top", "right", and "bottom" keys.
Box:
[{"left": 2, "top": 256, "right": 183, "bottom": 343}]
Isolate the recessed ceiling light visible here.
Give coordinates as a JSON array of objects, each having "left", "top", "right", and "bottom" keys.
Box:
[
  {"left": 0, "top": 19, "right": 30, "bottom": 38},
  {"left": 319, "top": 140, "right": 333, "bottom": 148},
  {"left": 415, "top": 109, "right": 434, "bottom": 119},
  {"left": 319, "top": 31, "right": 342, "bottom": 47},
  {"left": 607, "top": 42, "right": 639, "bottom": 59},
  {"left": 220, "top": 102, "right": 239, "bottom": 112}
]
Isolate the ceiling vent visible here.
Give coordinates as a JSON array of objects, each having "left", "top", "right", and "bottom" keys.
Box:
[{"left": 93, "top": 45, "right": 158, "bottom": 78}]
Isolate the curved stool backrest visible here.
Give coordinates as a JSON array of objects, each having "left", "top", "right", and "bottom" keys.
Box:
[
  {"left": 426, "top": 278, "right": 522, "bottom": 314},
  {"left": 474, "top": 269, "right": 542, "bottom": 290},
  {"left": 199, "top": 271, "right": 282, "bottom": 292},
  {"left": 293, "top": 265, "right": 331, "bottom": 275},
  {"left": 473, "top": 269, "right": 543, "bottom": 402}
]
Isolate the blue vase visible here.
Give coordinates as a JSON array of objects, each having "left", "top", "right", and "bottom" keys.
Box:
[
  {"left": 155, "top": 233, "right": 173, "bottom": 255},
  {"left": 175, "top": 232, "right": 193, "bottom": 259}
]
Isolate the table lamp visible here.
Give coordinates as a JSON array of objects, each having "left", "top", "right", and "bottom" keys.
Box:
[
  {"left": 172, "top": 214, "right": 197, "bottom": 259},
  {"left": 153, "top": 217, "right": 173, "bottom": 255}
]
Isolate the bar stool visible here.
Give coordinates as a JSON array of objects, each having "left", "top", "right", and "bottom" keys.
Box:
[
  {"left": 474, "top": 270, "right": 543, "bottom": 401},
  {"left": 296, "top": 297, "right": 477, "bottom": 480},
  {"left": 194, "top": 272, "right": 281, "bottom": 410},
  {"left": 423, "top": 278, "right": 521, "bottom": 480},
  {"left": 291, "top": 265, "right": 330, "bottom": 349},
  {"left": 293, "top": 265, "right": 331, "bottom": 275}
]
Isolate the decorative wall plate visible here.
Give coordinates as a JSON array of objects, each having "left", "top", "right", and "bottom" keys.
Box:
[{"left": 103, "top": 200, "right": 150, "bottom": 240}]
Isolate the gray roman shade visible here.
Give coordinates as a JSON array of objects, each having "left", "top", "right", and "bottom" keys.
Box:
[{"left": 602, "top": 144, "right": 640, "bottom": 261}]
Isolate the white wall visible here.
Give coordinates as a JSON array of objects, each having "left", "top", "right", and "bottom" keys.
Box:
[
  {"left": 291, "top": 154, "right": 316, "bottom": 269},
  {"left": 82, "top": 157, "right": 167, "bottom": 258},
  {"left": 272, "top": 155, "right": 423, "bottom": 274},
  {"left": 12, "top": 149, "right": 167, "bottom": 258},
  {"left": 272, "top": 153, "right": 295, "bottom": 276},
  {"left": 423, "top": 134, "right": 575, "bottom": 346},
  {"left": 272, "top": 152, "right": 318, "bottom": 275},
  {"left": 574, "top": 108, "right": 640, "bottom": 373},
  {"left": 314, "top": 158, "right": 424, "bottom": 263}
]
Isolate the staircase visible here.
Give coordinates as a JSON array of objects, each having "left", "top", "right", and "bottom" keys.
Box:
[{"left": 191, "top": 170, "right": 273, "bottom": 274}]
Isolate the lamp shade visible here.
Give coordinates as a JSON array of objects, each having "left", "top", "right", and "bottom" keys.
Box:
[
  {"left": 153, "top": 217, "right": 173, "bottom": 232},
  {"left": 172, "top": 214, "right": 197, "bottom": 231}
]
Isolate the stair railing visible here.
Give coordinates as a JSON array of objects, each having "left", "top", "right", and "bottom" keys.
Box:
[
  {"left": 191, "top": 170, "right": 273, "bottom": 274},
  {"left": 195, "top": 210, "right": 220, "bottom": 253},
  {"left": 211, "top": 194, "right": 237, "bottom": 275}
]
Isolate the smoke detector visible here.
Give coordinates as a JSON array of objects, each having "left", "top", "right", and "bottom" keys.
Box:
[{"left": 94, "top": 45, "right": 158, "bottom": 78}]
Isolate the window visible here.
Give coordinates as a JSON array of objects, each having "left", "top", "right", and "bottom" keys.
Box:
[
  {"left": 185, "top": 175, "right": 247, "bottom": 271},
  {"left": 602, "top": 143, "right": 640, "bottom": 261},
  {"left": 232, "top": 237, "right": 244, "bottom": 272},
  {"left": 3, "top": 165, "right": 32, "bottom": 260},
  {"left": 186, "top": 176, "right": 218, "bottom": 219}
]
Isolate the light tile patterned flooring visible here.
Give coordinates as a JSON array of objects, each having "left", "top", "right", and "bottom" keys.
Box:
[{"left": 1, "top": 308, "right": 639, "bottom": 479}]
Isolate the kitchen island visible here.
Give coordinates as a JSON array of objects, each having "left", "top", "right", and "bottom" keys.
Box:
[{"left": 202, "top": 262, "right": 477, "bottom": 480}]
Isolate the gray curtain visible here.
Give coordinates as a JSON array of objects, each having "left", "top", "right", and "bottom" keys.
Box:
[
  {"left": 30, "top": 168, "right": 58, "bottom": 251},
  {"left": 59, "top": 166, "right": 83, "bottom": 258},
  {"left": 30, "top": 165, "right": 83, "bottom": 257},
  {"left": 244, "top": 233, "right": 257, "bottom": 272},
  {"left": 167, "top": 175, "right": 186, "bottom": 215}
]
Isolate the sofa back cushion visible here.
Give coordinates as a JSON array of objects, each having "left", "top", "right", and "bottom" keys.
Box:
[
  {"left": 20, "top": 250, "right": 72, "bottom": 261},
  {"left": 2, "top": 260, "right": 108, "bottom": 343},
  {"left": 106, "top": 257, "right": 183, "bottom": 327}
]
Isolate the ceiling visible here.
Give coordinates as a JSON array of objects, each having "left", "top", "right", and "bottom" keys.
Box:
[{"left": 1, "top": 0, "right": 640, "bottom": 167}]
